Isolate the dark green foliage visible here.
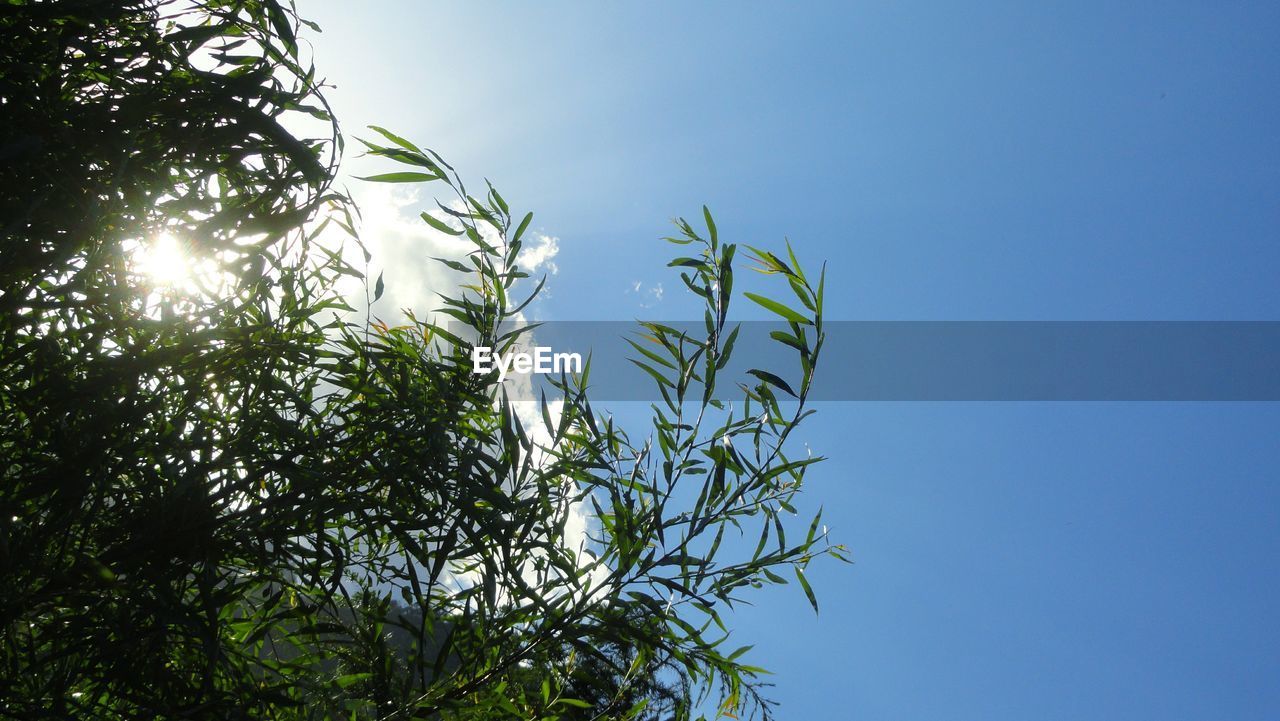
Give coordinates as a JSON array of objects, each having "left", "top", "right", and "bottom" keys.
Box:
[
  {"left": 1, "top": 3, "right": 846, "bottom": 719},
  {"left": 2, "top": 1, "right": 344, "bottom": 717}
]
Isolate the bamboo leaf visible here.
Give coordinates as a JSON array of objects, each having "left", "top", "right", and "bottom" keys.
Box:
[
  {"left": 421, "top": 211, "right": 464, "bottom": 236},
  {"left": 796, "top": 566, "right": 819, "bottom": 614},
  {"left": 357, "top": 171, "right": 440, "bottom": 183},
  {"left": 743, "top": 292, "right": 811, "bottom": 325}
]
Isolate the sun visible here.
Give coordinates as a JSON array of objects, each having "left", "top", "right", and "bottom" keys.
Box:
[{"left": 134, "top": 233, "right": 193, "bottom": 288}]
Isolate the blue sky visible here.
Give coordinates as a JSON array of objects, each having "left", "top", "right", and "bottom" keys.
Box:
[{"left": 306, "top": 2, "right": 1280, "bottom": 718}]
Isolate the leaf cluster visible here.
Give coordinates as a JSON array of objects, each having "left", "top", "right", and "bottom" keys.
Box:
[{"left": 0, "top": 4, "right": 846, "bottom": 720}]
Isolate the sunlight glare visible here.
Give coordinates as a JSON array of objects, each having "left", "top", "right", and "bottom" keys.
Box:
[{"left": 135, "top": 233, "right": 192, "bottom": 288}]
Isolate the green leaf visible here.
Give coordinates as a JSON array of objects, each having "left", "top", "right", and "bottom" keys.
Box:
[
  {"left": 373, "top": 272, "right": 385, "bottom": 301},
  {"left": 513, "top": 212, "right": 533, "bottom": 242},
  {"left": 420, "top": 211, "right": 464, "bottom": 236},
  {"left": 357, "top": 171, "right": 439, "bottom": 183},
  {"left": 796, "top": 566, "right": 819, "bottom": 614},
  {"left": 488, "top": 182, "right": 509, "bottom": 214},
  {"left": 769, "top": 330, "right": 807, "bottom": 354},
  {"left": 433, "top": 257, "right": 472, "bottom": 272},
  {"left": 743, "top": 292, "right": 811, "bottom": 325},
  {"left": 747, "top": 369, "right": 797, "bottom": 398},
  {"left": 717, "top": 324, "right": 741, "bottom": 370},
  {"left": 807, "top": 506, "right": 824, "bottom": 544},
  {"left": 627, "top": 337, "right": 678, "bottom": 371},
  {"left": 336, "top": 672, "right": 372, "bottom": 689},
  {"left": 267, "top": 4, "right": 297, "bottom": 57},
  {"left": 630, "top": 358, "right": 674, "bottom": 388},
  {"left": 763, "top": 567, "right": 788, "bottom": 585},
  {"left": 789, "top": 277, "right": 816, "bottom": 311},
  {"left": 669, "top": 257, "right": 707, "bottom": 269},
  {"left": 817, "top": 263, "right": 827, "bottom": 311},
  {"left": 785, "top": 238, "right": 807, "bottom": 283},
  {"left": 368, "top": 124, "right": 422, "bottom": 154}
]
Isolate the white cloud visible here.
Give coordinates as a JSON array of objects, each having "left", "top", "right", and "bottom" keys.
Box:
[
  {"left": 515, "top": 233, "right": 559, "bottom": 275},
  {"left": 332, "top": 183, "right": 473, "bottom": 320},
  {"left": 332, "top": 183, "right": 560, "bottom": 323},
  {"left": 627, "top": 280, "right": 664, "bottom": 308}
]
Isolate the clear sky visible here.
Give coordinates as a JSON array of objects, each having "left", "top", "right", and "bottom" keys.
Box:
[{"left": 304, "top": 2, "right": 1280, "bottom": 719}]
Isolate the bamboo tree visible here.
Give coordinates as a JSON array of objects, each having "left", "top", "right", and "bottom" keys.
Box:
[{"left": 1, "top": 3, "right": 845, "bottom": 719}]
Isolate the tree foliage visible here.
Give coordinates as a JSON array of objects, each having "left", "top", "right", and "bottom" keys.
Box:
[{"left": 0, "top": 2, "right": 846, "bottom": 719}]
